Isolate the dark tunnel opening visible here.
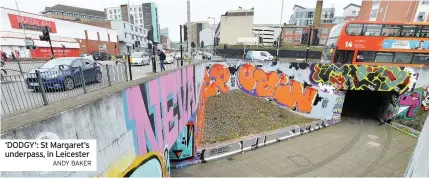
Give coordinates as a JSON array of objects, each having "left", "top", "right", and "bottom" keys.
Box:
[{"left": 341, "top": 90, "right": 395, "bottom": 121}]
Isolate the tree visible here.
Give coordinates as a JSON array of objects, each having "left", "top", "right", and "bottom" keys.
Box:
[{"left": 201, "top": 41, "right": 204, "bottom": 48}]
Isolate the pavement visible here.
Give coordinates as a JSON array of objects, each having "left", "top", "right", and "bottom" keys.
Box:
[{"left": 171, "top": 117, "right": 416, "bottom": 177}]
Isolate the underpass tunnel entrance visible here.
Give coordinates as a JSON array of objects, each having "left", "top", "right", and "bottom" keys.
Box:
[{"left": 341, "top": 90, "right": 395, "bottom": 121}]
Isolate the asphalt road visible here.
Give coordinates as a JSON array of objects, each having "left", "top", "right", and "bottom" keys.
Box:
[{"left": 1, "top": 58, "right": 199, "bottom": 117}]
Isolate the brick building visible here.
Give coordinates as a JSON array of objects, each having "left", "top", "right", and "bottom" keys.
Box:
[
  {"left": 1, "top": 7, "right": 119, "bottom": 60},
  {"left": 357, "top": 0, "right": 424, "bottom": 22},
  {"left": 40, "top": 4, "right": 110, "bottom": 28}
]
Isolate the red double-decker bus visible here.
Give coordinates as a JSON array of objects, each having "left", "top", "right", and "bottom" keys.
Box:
[{"left": 321, "top": 21, "right": 429, "bottom": 67}]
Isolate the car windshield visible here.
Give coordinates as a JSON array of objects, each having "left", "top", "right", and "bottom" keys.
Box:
[
  {"left": 40, "top": 58, "right": 75, "bottom": 69},
  {"left": 132, "top": 52, "right": 145, "bottom": 57},
  {"left": 264, "top": 52, "right": 272, "bottom": 56}
]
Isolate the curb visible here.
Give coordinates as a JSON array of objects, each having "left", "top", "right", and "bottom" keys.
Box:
[
  {"left": 385, "top": 121, "right": 420, "bottom": 138},
  {"left": 171, "top": 118, "right": 338, "bottom": 169}
]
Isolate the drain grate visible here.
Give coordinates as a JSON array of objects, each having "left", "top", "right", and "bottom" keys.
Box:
[{"left": 288, "top": 155, "right": 312, "bottom": 167}]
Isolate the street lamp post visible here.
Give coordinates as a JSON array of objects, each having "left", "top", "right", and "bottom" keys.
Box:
[
  {"left": 207, "top": 17, "right": 216, "bottom": 55},
  {"left": 276, "top": 0, "right": 284, "bottom": 62}
]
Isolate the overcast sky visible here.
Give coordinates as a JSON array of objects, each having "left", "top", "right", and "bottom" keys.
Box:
[{"left": 2, "top": 0, "right": 361, "bottom": 42}]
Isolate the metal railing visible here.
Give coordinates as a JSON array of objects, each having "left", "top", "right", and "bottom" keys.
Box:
[{"left": 1, "top": 63, "right": 128, "bottom": 116}]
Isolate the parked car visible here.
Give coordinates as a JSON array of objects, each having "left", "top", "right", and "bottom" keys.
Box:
[
  {"left": 174, "top": 52, "right": 182, "bottom": 60},
  {"left": 93, "top": 52, "right": 111, "bottom": 61},
  {"left": 130, "top": 52, "right": 150, "bottom": 66},
  {"left": 246, "top": 51, "right": 273, "bottom": 61},
  {"left": 202, "top": 52, "right": 213, "bottom": 60},
  {"left": 160, "top": 53, "right": 174, "bottom": 64},
  {"left": 25, "top": 57, "right": 102, "bottom": 91},
  {"left": 80, "top": 54, "right": 94, "bottom": 61}
]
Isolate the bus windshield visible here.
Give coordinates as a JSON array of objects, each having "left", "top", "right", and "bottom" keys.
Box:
[{"left": 321, "top": 23, "right": 344, "bottom": 63}]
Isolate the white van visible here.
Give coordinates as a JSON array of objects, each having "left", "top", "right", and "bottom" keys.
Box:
[{"left": 246, "top": 51, "right": 274, "bottom": 61}]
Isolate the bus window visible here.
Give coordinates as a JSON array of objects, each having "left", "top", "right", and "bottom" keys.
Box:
[
  {"left": 420, "top": 26, "right": 429, "bottom": 38},
  {"left": 381, "top": 25, "right": 401, "bottom": 37},
  {"left": 375, "top": 52, "right": 394, "bottom": 63},
  {"left": 412, "top": 53, "right": 429, "bottom": 64},
  {"left": 400, "top": 25, "right": 418, "bottom": 37},
  {"left": 346, "top": 24, "right": 363, "bottom": 36},
  {"left": 334, "top": 50, "right": 354, "bottom": 64},
  {"left": 393, "top": 53, "right": 413, "bottom": 64},
  {"left": 363, "top": 24, "right": 382, "bottom": 36},
  {"left": 356, "top": 51, "right": 376, "bottom": 62}
]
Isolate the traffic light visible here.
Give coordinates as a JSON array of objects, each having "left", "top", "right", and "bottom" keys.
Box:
[
  {"left": 39, "top": 26, "right": 51, "bottom": 42},
  {"left": 217, "top": 37, "right": 220, "bottom": 46},
  {"left": 135, "top": 41, "right": 139, "bottom": 47},
  {"left": 213, "top": 37, "right": 217, "bottom": 46},
  {"left": 312, "top": 28, "right": 319, "bottom": 45},
  {"left": 147, "top": 26, "right": 154, "bottom": 42},
  {"left": 148, "top": 43, "right": 153, "bottom": 51},
  {"left": 191, "top": 42, "right": 195, "bottom": 49},
  {"left": 183, "top": 25, "right": 188, "bottom": 41}
]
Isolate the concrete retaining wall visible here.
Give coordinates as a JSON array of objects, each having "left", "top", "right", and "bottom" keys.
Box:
[{"left": 1, "top": 60, "right": 428, "bottom": 177}]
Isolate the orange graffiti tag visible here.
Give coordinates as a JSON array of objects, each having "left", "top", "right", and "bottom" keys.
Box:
[
  {"left": 205, "top": 64, "right": 230, "bottom": 97},
  {"left": 237, "top": 63, "right": 318, "bottom": 113}
]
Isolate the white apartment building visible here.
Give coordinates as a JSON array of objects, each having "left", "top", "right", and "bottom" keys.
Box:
[
  {"left": 110, "top": 21, "right": 148, "bottom": 55},
  {"left": 106, "top": 5, "right": 145, "bottom": 29},
  {"left": 216, "top": 8, "right": 256, "bottom": 45},
  {"left": 415, "top": 0, "right": 429, "bottom": 22},
  {"left": 199, "top": 24, "right": 216, "bottom": 50},
  {"left": 343, "top": 3, "right": 361, "bottom": 17},
  {"left": 252, "top": 24, "right": 282, "bottom": 46},
  {"left": 289, "top": 5, "right": 335, "bottom": 26}
]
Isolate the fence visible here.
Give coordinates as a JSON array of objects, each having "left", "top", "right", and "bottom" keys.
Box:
[
  {"left": 2, "top": 61, "right": 45, "bottom": 75},
  {"left": 1, "top": 63, "right": 128, "bottom": 116}
]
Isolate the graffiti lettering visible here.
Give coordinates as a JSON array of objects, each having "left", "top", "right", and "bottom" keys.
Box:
[
  {"left": 120, "top": 152, "right": 168, "bottom": 177},
  {"left": 209, "top": 146, "right": 230, "bottom": 155},
  {"left": 237, "top": 63, "right": 318, "bottom": 113},
  {"left": 123, "top": 66, "right": 195, "bottom": 155},
  {"left": 422, "top": 87, "right": 429, "bottom": 111},
  {"left": 205, "top": 64, "right": 230, "bottom": 97},
  {"left": 310, "top": 64, "right": 415, "bottom": 94},
  {"left": 398, "top": 91, "right": 422, "bottom": 118}
]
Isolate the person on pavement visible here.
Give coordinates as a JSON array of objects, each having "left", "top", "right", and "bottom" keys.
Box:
[{"left": 158, "top": 50, "right": 166, "bottom": 72}]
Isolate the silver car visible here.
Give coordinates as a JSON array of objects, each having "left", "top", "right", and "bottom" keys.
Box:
[{"left": 130, "top": 52, "right": 150, "bottom": 66}]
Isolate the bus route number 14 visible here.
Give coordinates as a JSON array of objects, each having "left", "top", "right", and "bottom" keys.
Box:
[{"left": 345, "top": 41, "right": 353, "bottom": 48}]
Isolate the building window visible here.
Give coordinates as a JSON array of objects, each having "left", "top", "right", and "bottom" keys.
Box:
[
  {"left": 119, "top": 15, "right": 121, "bottom": 18},
  {"left": 139, "top": 7, "right": 142, "bottom": 11},
  {"left": 307, "top": 12, "right": 314, "bottom": 18},
  {"left": 373, "top": 0, "right": 380, "bottom": 5},
  {"left": 110, "top": 10, "right": 112, "bottom": 14},
  {"left": 114, "top": 15, "right": 117, "bottom": 19},
  {"left": 140, "top": 19, "right": 143, "bottom": 23},
  {"left": 135, "top": 19, "right": 138, "bottom": 24},
  {"left": 134, "top": 14, "right": 137, "bottom": 18},
  {"left": 423, "top": 0, "right": 429, "bottom": 4},
  {"left": 352, "top": 11, "right": 357, "bottom": 15},
  {"left": 417, "top": 12, "right": 426, "bottom": 22},
  {"left": 130, "top": 8, "right": 132, "bottom": 12},
  {"left": 110, "top": 15, "right": 113, "bottom": 19},
  {"left": 124, "top": 22, "right": 126, "bottom": 28},
  {"left": 370, "top": 9, "right": 378, "bottom": 18},
  {"left": 131, "top": 25, "right": 133, "bottom": 31},
  {"left": 114, "top": 9, "right": 116, "bottom": 13},
  {"left": 139, "top": 13, "right": 142, "bottom": 18}
]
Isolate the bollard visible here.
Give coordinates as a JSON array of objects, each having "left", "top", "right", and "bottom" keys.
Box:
[
  {"left": 127, "top": 55, "right": 133, "bottom": 80},
  {"left": 35, "top": 70, "right": 48, "bottom": 105},
  {"left": 106, "top": 64, "right": 112, "bottom": 86},
  {"left": 79, "top": 67, "right": 87, "bottom": 93}
]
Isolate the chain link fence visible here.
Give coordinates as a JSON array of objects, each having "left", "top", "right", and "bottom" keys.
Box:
[{"left": 1, "top": 62, "right": 128, "bottom": 116}]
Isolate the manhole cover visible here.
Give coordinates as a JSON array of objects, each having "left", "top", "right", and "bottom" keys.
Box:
[{"left": 288, "top": 155, "right": 312, "bottom": 166}]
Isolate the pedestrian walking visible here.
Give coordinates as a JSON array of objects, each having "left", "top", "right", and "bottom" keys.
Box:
[{"left": 158, "top": 50, "right": 166, "bottom": 72}]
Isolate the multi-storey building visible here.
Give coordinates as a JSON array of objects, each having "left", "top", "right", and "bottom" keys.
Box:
[
  {"left": 216, "top": 8, "right": 256, "bottom": 45},
  {"left": 105, "top": 2, "right": 160, "bottom": 43},
  {"left": 252, "top": 24, "right": 282, "bottom": 46},
  {"left": 414, "top": 0, "right": 429, "bottom": 22},
  {"left": 40, "top": 4, "right": 109, "bottom": 28},
  {"left": 110, "top": 21, "right": 148, "bottom": 55},
  {"left": 184, "top": 21, "right": 208, "bottom": 47},
  {"left": 288, "top": 5, "right": 335, "bottom": 26},
  {"left": 199, "top": 24, "right": 217, "bottom": 50},
  {"left": 2, "top": 7, "right": 119, "bottom": 59},
  {"left": 358, "top": 0, "right": 421, "bottom": 22},
  {"left": 160, "top": 28, "right": 169, "bottom": 37}
]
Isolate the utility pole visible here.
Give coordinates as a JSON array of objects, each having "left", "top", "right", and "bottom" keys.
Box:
[
  {"left": 208, "top": 17, "right": 216, "bottom": 55},
  {"left": 187, "top": 0, "right": 191, "bottom": 60},
  {"left": 276, "top": 0, "right": 284, "bottom": 61}
]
